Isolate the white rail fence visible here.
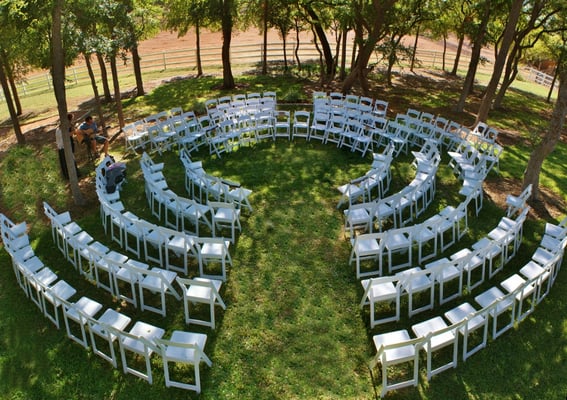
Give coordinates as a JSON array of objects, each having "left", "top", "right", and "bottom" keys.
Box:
[
  {"left": 2, "top": 40, "right": 532, "bottom": 103},
  {"left": 523, "top": 66, "right": 558, "bottom": 91}
]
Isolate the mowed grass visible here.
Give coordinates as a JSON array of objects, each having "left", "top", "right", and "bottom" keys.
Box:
[{"left": 0, "top": 71, "right": 566, "bottom": 399}]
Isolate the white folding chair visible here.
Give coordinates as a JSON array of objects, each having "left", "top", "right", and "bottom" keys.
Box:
[
  {"left": 62, "top": 296, "right": 103, "bottom": 348},
  {"left": 348, "top": 232, "right": 382, "bottom": 279},
  {"left": 411, "top": 316, "right": 458, "bottom": 380},
  {"left": 500, "top": 274, "right": 537, "bottom": 322},
  {"left": 155, "top": 331, "right": 212, "bottom": 393},
  {"left": 163, "top": 227, "right": 199, "bottom": 275},
  {"left": 450, "top": 247, "right": 486, "bottom": 291},
  {"left": 360, "top": 276, "right": 402, "bottom": 327},
  {"left": 119, "top": 321, "right": 165, "bottom": 383},
  {"left": 138, "top": 267, "right": 181, "bottom": 316},
  {"left": 370, "top": 330, "right": 420, "bottom": 397},
  {"left": 505, "top": 184, "right": 532, "bottom": 217},
  {"left": 397, "top": 267, "right": 435, "bottom": 318},
  {"left": 208, "top": 201, "right": 242, "bottom": 244},
  {"left": 444, "top": 302, "right": 488, "bottom": 361},
  {"left": 41, "top": 279, "right": 77, "bottom": 329},
  {"left": 291, "top": 111, "right": 310, "bottom": 140},
  {"left": 113, "top": 259, "right": 149, "bottom": 307},
  {"left": 382, "top": 227, "right": 413, "bottom": 274},
  {"left": 425, "top": 257, "right": 463, "bottom": 305},
  {"left": 176, "top": 277, "right": 226, "bottom": 329},
  {"left": 197, "top": 237, "right": 232, "bottom": 282},
  {"left": 228, "top": 186, "right": 253, "bottom": 213},
  {"left": 474, "top": 287, "right": 515, "bottom": 339},
  {"left": 88, "top": 309, "right": 132, "bottom": 367},
  {"left": 274, "top": 110, "right": 291, "bottom": 140}
]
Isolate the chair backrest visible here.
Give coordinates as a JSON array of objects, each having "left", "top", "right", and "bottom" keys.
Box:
[
  {"left": 208, "top": 201, "right": 236, "bottom": 212},
  {"left": 373, "top": 100, "right": 388, "bottom": 118},
  {"left": 359, "top": 275, "right": 401, "bottom": 307}
]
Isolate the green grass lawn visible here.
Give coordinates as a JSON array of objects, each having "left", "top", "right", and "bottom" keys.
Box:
[{"left": 0, "top": 72, "right": 566, "bottom": 399}]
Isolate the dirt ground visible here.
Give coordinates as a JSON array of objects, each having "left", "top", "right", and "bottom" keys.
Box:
[{"left": 1, "top": 28, "right": 564, "bottom": 220}]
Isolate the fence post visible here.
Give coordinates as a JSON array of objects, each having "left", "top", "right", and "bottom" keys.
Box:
[
  {"left": 163, "top": 51, "right": 167, "bottom": 71},
  {"left": 46, "top": 72, "right": 52, "bottom": 90},
  {"left": 72, "top": 67, "right": 78, "bottom": 84}
]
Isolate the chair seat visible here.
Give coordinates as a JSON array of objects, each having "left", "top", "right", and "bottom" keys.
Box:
[
  {"left": 354, "top": 237, "right": 380, "bottom": 256},
  {"left": 373, "top": 329, "right": 415, "bottom": 362},
  {"left": 122, "top": 321, "right": 165, "bottom": 353},
  {"left": 164, "top": 331, "right": 208, "bottom": 362},
  {"left": 362, "top": 279, "right": 397, "bottom": 302},
  {"left": 444, "top": 302, "right": 485, "bottom": 333},
  {"left": 66, "top": 296, "right": 103, "bottom": 322},
  {"left": 412, "top": 316, "right": 455, "bottom": 351}
]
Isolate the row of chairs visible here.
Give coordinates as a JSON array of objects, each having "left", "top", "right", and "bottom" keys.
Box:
[
  {"left": 180, "top": 149, "right": 253, "bottom": 212},
  {"left": 346, "top": 116, "right": 502, "bottom": 276},
  {"left": 43, "top": 202, "right": 229, "bottom": 326},
  {"left": 449, "top": 140, "right": 502, "bottom": 180},
  {"left": 308, "top": 94, "right": 388, "bottom": 158},
  {"left": 400, "top": 108, "right": 499, "bottom": 152},
  {"left": 0, "top": 214, "right": 214, "bottom": 393},
  {"left": 337, "top": 143, "right": 394, "bottom": 209},
  {"left": 97, "top": 156, "right": 234, "bottom": 280},
  {"left": 369, "top": 218, "right": 565, "bottom": 397},
  {"left": 359, "top": 204, "right": 529, "bottom": 327},
  {"left": 205, "top": 91, "right": 277, "bottom": 120},
  {"left": 124, "top": 108, "right": 208, "bottom": 156},
  {"left": 350, "top": 198, "right": 471, "bottom": 279},
  {"left": 312, "top": 91, "right": 388, "bottom": 119},
  {"left": 96, "top": 188, "right": 233, "bottom": 281},
  {"left": 344, "top": 144, "right": 441, "bottom": 238},
  {"left": 141, "top": 154, "right": 243, "bottom": 244},
  {"left": 351, "top": 179, "right": 529, "bottom": 280}
]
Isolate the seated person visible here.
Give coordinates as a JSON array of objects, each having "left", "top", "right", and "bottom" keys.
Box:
[{"left": 78, "top": 115, "right": 109, "bottom": 157}]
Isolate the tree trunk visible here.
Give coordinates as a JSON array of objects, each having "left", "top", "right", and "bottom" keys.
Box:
[
  {"left": 294, "top": 18, "right": 301, "bottom": 72},
  {"left": 385, "top": 35, "right": 403, "bottom": 87},
  {"left": 51, "top": 0, "right": 84, "bottom": 205},
  {"left": 333, "top": 31, "right": 341, "bottom": 74},
  {"left": 339, "top": 27, "right": 348, "bottom": 80},
  {"left": 342, "top": 34, "right": 378, "bottom": 95},
  {"left": 493, "top": 46, "right": 521, "bottom": 109},
  {"left": 450, "top": 32, "right": 464, "bottom": 76},
  {"left": 442, "top": 35, "right": 447, "bottom": 71},
  {"left": 303, "top": 4, "right": 334, "bottom": 82},
  {"left": 410, "top": 25, "right": 420, "bottom": 72},
  {"left": 523, "top": 67, "right": 567, "bottom": 201},
  {"left": 195, "top": 20, "right": 203, "bottom": 76},
  {"left": 262, "top": 0, "right": 268, "bottom": 75},
  {"left": 109, "top": 54, "right": 125, "bottom": 129},
  {"left": 311, "top": 25, "right": 325, "bottom": 84},
  {"left": 476, "top": 0, "right": 523, "bottom": 124},
  {"left": 282, "top": 34, "right": 288, "bottom": 72},
  {"left": 131, "top": 41, "right": 145, "bottom": 97},
  {"left": 455, "top": 4, "right": 491, "bottom": 113},
  {"left": 97, "top": 52, "right": 112, "bottom": 102},
  {"left": 84, "top": 53, "right": 106, "bottom": 136},
  {"left": 1, "top": 50, "right": 23, "bottom": 116},
  {"left": 547, "top": 66, "right": 558, "bottom": 103},
  {"left": 0, "top": 58, "right": 24, "bottom": 144},
  {"left": 8, "top": 73, "right": 22, "bottom": 116},
  {"left": 351, "top": 25, "right": 361, "bottom": 70},
  {"left": 221, "top": 0, "right": 235, "bottom": 89}
]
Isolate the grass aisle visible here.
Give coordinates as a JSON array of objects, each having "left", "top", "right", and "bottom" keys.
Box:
[{"left": 201, "top": 142, "right": 372, "bottom": 399}]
